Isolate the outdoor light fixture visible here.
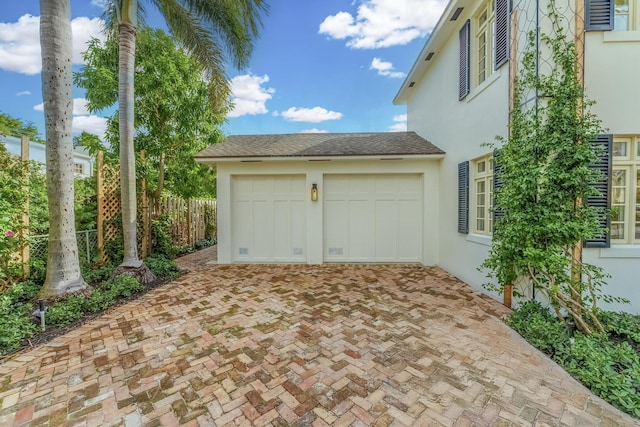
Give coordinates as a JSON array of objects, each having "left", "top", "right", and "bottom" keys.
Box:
[{"left": 311, "top": 184, "right": 318, "bottom": 201}]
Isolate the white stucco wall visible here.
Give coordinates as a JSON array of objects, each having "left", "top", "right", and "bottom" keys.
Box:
[
  {"left": 582, "top": 31, "right": 640, "bottom": 313},
  {"left": 405, "top": 5, "right": 510, "bottom": 302},
  {"left": 2, "top": 135, "right": 94, "bottom": 177},
  {"left": 401, "top": 3, "right": 640, "bottom": 313},
  {"left": 213, "top": 158, "right": 442, "bottom": 266}
]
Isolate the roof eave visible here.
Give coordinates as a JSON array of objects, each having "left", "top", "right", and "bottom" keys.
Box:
[
  {"left": 393, "top": 0, "right": 469, "bottom": 105},
  {"left": 195, "top": 153, "right": 445, "bottom": 164}
]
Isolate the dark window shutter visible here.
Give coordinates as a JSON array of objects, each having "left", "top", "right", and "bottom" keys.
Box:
[
  {"left": 494, "top": 0, "right": 509, "bottom": 69},
  {"left": 584, "top": 134, "right": 612, "bottom": 248},
  {"left": 459, "top": 20, "right": 470, "bottom": 100},
  {"left": 585, "top": 0, "right": 614, "bottom": 31},
  {"left": 493, "top": 149, "right": 504, "bottom": 230},
  {"left": 458, "top": 161, "right": 469, "bottom": 234}
]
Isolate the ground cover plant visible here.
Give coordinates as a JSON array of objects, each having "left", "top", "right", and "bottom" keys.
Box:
[
  {"left": 508, "top": 301, "right": 640, "bottom": 417},
  {"left": 0, "top": 243, "right": 195, "bottom": 356}
]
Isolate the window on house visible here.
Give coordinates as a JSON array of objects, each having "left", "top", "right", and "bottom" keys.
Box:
[
  {"left": 614, "top": 0, "right": 631, "bottom": 30},
  {"left": 611, "top": 136, "right": 640, "bottom": 244},
  {"left": 472, "top": 154, "right": 494, "bottom": 234},
  {"left": 74, "top": 162, "right": 84, "bottom": 175},
  {"left": 475, "top": 1, "right": 495, "bottom": 86}
]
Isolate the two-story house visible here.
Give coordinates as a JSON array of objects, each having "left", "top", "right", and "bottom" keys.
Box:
[
  {"left": 2, "top": 134, "right": 94, "bottom": 178},
  {"left": 394, "top": 0, "right": 640, "bottom": 312}
]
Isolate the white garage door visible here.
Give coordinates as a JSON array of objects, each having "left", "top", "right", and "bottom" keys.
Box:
[
  {"left": 324, "top": 174, "right": 423, "bottom": 262},
  {"left": 231, "top": 175, "right": 306, "bottom": 262}
]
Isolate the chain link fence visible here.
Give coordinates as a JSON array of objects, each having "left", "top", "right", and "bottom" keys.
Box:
[{"left": 29, "top": 230, "right": 98, "bottom": 265}]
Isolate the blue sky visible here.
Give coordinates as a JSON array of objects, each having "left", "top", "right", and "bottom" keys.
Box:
[{"left": 0, "top": 0, "right": 447, "bottom": 139}]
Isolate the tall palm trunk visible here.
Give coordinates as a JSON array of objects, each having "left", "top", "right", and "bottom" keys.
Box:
[
  {"left": 118, "top": 19, "right": 142, "bottom": 268},
  {"left": 39, "top": 0, "right": 87, "bottom": 297},
  {"left": 115, "top": 0, "right": 155, "bottom": 282}
]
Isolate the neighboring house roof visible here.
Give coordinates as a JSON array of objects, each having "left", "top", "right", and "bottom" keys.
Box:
[
  {"left": 195, "top": 132, "right": 445, "bottom": 160},
  {"left": 393, "top": 0, "right": 469, "bottom": 105}
]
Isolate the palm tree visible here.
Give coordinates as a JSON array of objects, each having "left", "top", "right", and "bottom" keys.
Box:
[
  {"left": 105, "top": 0, "right": 268, "bottom": 280},
  {"left": 39, "top": 1, "right": 87, "bottom": 296}
]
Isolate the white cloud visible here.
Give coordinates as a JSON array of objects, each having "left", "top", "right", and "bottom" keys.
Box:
[
  {"left": 91, "top": 0, "right": 109, "bottom": 8},
  {"left": 0, "top": 14, "right": 104, "bottom": 75},
  {"left": 370, "top": 58, "right": 405, "bottom": 78},
  {"left": 16, "top": 91, "right": 31, "bottom": 96},
  {"left": 277, "top": 107, "right": 343, "bottom": 123},
  {"left": 301, "top": 128, "right": 329, "bottom": 133},
  {"left": 72, "top": 98, "right": 91, "bottom": 115},
  {"left": 319, "top": 0, "right": 447, "bottom": 49},
  {"left": 35, "top": 98, "right": 92, "bottom": 115},
  {"left": 388, "top": 114, "right": 407, "bottom": 131},
  {"left": 72, "top": 115, "right": 107, "bottom": 139},
  {"left": 228, "top": 73, "right": 274, "bottom": 118}
]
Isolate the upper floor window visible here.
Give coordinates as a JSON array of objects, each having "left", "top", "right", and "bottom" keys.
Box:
[
  {"left": 585, "top": 0, "right": 637, "bottom": 31},
  {"left": 475, "top": 1, "right": 495, "bottom": 86},
  {"left": 614, "top": 0, "right": 633, "bottom": 30},
  {"left": 611, "top": 136, "right": 640, "bottom": 244},
  {"left": 74, "top": 162, "right": 84, "bottom": 175}
]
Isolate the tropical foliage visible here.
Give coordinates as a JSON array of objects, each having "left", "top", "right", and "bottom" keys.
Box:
[
  {"left": 482, "top": 9, "right": 625, "bottom": 334},
  {"left": 508, "top": 302, "right": 640, "bottom": 417},
  {"left": 75, "top": 28, "right": 223, "bottom": 201}
]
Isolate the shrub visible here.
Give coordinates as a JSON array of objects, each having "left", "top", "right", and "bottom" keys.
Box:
[
  {"left": 145, "top": 255, "right": 180, "bottom": 280},
  {"left": 82, "top": 262, "right": 117, "bottom": 285},
  {"left": 507, "top": 302, "right": 640, "bottom": 418},
  {"left": 45, "top": 295, "right": 87, "bottom": 327},
  {"left": 151, "top": 214, "right": 176, "bottom": 259},
  {"left": 0, "top": 297, "right": 38, "bottom": 351},
  {"left": 103, "top": 275, "right": 143, "bottom": 298},
  {"left": 557, "top": 335, "right": 640, "bottom": 417},
  {"left": 506, "top": 301, "right": 570, "bottom": 356}
]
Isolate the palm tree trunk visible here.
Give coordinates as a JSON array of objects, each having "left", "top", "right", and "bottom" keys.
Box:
[
  {"left": 118, "top": 20, "right": 142, "bottom": 268},
  {"left": 114, "top": 0, "right": 155, "bottom": 284},
  {"left": 39, "top": 0, "right": 87, "bottom": 297}
]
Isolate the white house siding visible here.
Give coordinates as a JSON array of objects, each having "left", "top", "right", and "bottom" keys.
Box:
[
  {"left": 2, "top": 134, "right": 94, "bottom": 178},
  {"left": 583, "top": 32, "right": 640, "bottom": 312},
  {"left": 402, "top": 0, "right": 640, "bottom": 313},
  {"left": 405, "top": 4, "right": 510, "bottom": 302},
  {"left": 215, "top": 158, "right": 441, "bottom": 266}
]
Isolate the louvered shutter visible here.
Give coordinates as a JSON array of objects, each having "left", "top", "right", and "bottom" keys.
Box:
[
  {"left": 458, "top": 161, "right": 469, "bottom": 234},
  {"left": 459, "top": 20, "right": 470, "bottom": 100},
  {"left": 585, "top": 0, "right": 614, "bottom": 31},
  {"left": 493, "top": 149, "right": 504, "bottom": 230},
  {"left": 584, "top": 134, "right": 612, "bottom": 248},
  {"left": 494, "top": 0, "right": 509, "bottom": 69}
]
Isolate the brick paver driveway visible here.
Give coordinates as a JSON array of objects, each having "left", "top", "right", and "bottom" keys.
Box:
[{"left": 1, "top": 261, "right": 637, "bottom": 426}]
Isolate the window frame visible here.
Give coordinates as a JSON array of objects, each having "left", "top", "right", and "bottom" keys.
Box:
[
  {"left": 471, "top": 153, "right": 494, "bottom": 235},
  {"left": 611, "top": 136, "right": 640, "bottom": 245},
  {"left": 474, "top": 0, "right": 496, "bottom": 87},
  {"left": 614, "top": 0, "right": 637, "bottom": 30},
  {"left": 74, "top": 162, "right": 85, "bottom": 175}
]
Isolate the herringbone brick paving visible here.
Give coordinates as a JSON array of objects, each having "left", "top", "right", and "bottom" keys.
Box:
[{"left": 0, "top": 254, "right": 637, "bottom": 426}]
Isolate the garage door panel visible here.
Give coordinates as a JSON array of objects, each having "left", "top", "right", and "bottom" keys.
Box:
[
  {"left": 375, "top": 200, "right": 399, "bottom": 260},
  {"left": 273, "top": 200, "right": 291, "bottom": 259},
  {"left": 324, "top": 174, "right": 422, "bottom": 263},
  {"left": 251, "top": 200, "right": 270, "bottom": 260},
  {"left": 324, "top": 200, "right": 347, "bottom": 259},
  {"left": 231, "top": 175, "right": 306, "bottom": 262},
  {"left": 348, "top": 200, "right": 373, "bottom": 259},
  {"left": 398, "top": 199, "right": 421, "bottom": 260},
  {"left": 290, "top": 201, "right": 307, "bottom": 259}
]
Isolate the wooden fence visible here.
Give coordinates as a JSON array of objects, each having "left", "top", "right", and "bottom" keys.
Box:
[
  {"left": 146, "top": 197, "right": 217, "bottom": 251},
  {"left": 97, "top": 151, "right": 217, "bottom": 261}
]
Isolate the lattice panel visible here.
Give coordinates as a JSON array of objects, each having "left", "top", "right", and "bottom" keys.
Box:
[{"left": 100, "top": 163, "right": 121, "bottom": 243}]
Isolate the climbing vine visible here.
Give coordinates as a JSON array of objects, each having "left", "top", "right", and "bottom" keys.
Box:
[{"left": 482, "top": 5, "right": 626, "bottom": 334}]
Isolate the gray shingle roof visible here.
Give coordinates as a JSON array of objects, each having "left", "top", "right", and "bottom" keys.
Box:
[{"left": 195, "top": 132, "right": 444, "bottom": 159}]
